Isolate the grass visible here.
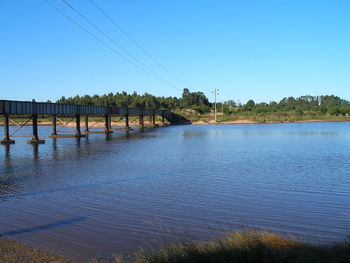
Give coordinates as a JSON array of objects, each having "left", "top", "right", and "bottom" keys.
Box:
[
  {"left": 1, "top": 231, "right": 350, "bottom": 262},
  {"left": 173, "top": 109, "right": 350, "bottom": 123},
  {"left": 113, "top": 231, "right": 350, "bottom": 263}
]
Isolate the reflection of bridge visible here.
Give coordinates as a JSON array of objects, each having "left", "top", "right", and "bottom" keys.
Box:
[{"left": 0, "top": 100, "right": 187, "bottom": 144}]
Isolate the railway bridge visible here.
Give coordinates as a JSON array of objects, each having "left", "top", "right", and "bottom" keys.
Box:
[{"left": 0, "top": 100, "right": 186, "bottom": 145}]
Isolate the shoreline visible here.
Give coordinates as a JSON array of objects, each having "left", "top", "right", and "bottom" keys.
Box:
[
  {"left": 1, "top": 231, "right": 349, "bottom": 263},
  {"left": 0, "top": 237, "right": 73, "bottom": 263},
  {"left": 191, "top": 119, "right": 350, "bottom": 125},
  {"left": 1, "top": 119, "right": 350, "bottom": 126}
]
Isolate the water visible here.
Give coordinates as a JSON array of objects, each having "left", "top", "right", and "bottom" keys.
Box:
[{"left": 0, "top": 122, "right": 350, "bottom": 260}]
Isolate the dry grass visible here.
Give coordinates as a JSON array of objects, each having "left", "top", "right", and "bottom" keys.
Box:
[
  {"left": 2, "top": 232, "right": 350, "bottom": 263},
  {"left": 117, "top": 231, "right": 350, "bottom": 263}
]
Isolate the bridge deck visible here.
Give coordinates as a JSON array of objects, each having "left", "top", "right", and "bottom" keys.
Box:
[{"left": 0, "top": 100, "right": 167, "bottom": 116}]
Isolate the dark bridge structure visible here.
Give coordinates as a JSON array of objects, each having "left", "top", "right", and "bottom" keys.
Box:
[{"left": 0, "top": 100, "right": 187, "bottom": 145}]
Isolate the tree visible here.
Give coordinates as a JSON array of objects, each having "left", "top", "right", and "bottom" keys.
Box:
[{"left": 243, "top": 100, "right": 256, "bottom": 111}]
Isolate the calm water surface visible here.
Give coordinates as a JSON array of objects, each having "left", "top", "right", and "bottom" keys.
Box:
[{"left": 0, "top": 123, "right": 350, "bottom": 260}]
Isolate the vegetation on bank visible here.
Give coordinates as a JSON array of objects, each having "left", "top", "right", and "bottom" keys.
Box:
[
  {"left": 175, "top": 109, "right": 350, "bottom": 123},
  {"left": 1, "top": 231, "right": 349, "bottom": 262},
  {"left": 53, "top": 90, "right": 350, "bottom": 123},
  {"left": 115, "top": 231, "right": 350, "bottom": 263}
]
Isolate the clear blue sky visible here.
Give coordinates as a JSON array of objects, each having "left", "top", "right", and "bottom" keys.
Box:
[{"left": 1, "top": 0, "right": 349, "bottom": 104}]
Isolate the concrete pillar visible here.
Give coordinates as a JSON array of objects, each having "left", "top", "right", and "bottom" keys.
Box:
[
  {"left": 162, "top": 111, "right": 165, "bottom": 125},
  {"left": 76, "top": 114, "right": 81, "bottom": 136},
  {"left": 28, "top": 114, "right": 45, "bottom": 144},
  {"left": 104, "top": 114, "right": 110, "bottom": 133},
  {"left": 139, "top": 114, "right": 144, "bottom": 127},
  {"left": 32, "top": 114, "right": 39, "bottom": 140},
  {"left": 152, "top": 111, "right": 156, "bottom": 126},
  {"left": 125, "top": 114, "right": 129, "bottom": 128},
  {"left": 1, "top": 115, "right": 15, "bottom": 144},
  {"left": 108, "top": 115, "right": 112, "bottom": 129},
  {"left": 3, "top": 115, "right": 10, "bottom": 140},
  {"left": 51, "top": 115, "right": 57, "bottom": 135},
  {"left": 125, "top": 107, "right": 129, "bottom": 128},
  {"left": 84, "top": 115, "right": 89, "bottom": 133}
]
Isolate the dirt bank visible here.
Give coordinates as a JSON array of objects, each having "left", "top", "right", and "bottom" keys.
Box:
[
  {"left": 191, "top": 119, "right": 350, "bottom": 125},
  {"left": 191, "top": 120, "right": 259, "bottom": 125},
  {"left": 0, "top": 237, "right": 73, "bottom": 263}
]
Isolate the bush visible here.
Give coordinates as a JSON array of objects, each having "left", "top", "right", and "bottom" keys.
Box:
[
  {"left": 295, "top": 106, "right": 304, "bottom": 116},
  {"left": 327, "top": 107, "right": 340, "bottom": 115},
  {"left": 339, "top": 106, "right": 350, "bottom": 115},
  {"left": 191, "top": 105, "right": 211, "bottom": 114}
]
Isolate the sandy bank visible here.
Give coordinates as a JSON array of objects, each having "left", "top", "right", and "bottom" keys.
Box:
[
  {"left": 191, "top": 119, "right": 350, "bottom": 125},
  {"left": 1, "top": 119, "right": 349, "bottom": 126},
  {"left": 0, "top": 237, "right": 73, "bottom": 263},
  {"left": 191, "top": 120, "right": 259, "bottom": 125}
]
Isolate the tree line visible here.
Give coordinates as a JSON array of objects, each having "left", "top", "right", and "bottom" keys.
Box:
[
  {"left": 55, "top": 90, "right": 350, "bottom": 116},
  {"left": 56, "top": 88, "right": 210, "bottom": 112},
  {"left": 227, "top": 95, "right": 350, "bottom": 116}
]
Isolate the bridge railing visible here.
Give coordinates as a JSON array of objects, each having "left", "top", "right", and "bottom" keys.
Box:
[{"left": 0, "top": 100, "right": 168, "bottom": 117}]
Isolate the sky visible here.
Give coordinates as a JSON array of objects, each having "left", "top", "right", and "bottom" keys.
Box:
[{"left": 0, "top": 0, "right": 349, "bottom": 104}]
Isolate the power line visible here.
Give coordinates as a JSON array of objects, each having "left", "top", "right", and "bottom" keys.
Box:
[
  {"left": 88, "top": 0, "right": 190, "bottom": 90},
  {"left": 59, "top": 0, "right": 180, "bottom": 92},
  {"left": 42, "top": 0, "right": 140, "bottom": 69},
  {"left": 42, "top": 0, "right": 180, "bottom": 91}
]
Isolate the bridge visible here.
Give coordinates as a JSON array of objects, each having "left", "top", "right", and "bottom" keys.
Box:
[{"left": 0, "top": 100, "right": 187, "bottom": 145}]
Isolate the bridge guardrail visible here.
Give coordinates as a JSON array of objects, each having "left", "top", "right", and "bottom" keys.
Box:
[{"left": 0, "top": 100, "right": 169, "bottom": 117}]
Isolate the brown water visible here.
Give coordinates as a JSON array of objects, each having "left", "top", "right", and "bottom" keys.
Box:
[{"left": 0, "top": 123, "right": 350, "bottom": 260}]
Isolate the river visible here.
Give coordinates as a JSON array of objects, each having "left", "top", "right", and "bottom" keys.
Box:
[{"left": 0, "top": 122, "right": 349, "bottom": 260}]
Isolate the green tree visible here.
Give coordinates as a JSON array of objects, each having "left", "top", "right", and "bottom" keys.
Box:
[{"left": 243, "top": 100, "right": 256, "bottom": 111}]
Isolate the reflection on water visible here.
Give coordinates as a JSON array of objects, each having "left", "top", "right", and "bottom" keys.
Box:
[
  {"left": 182, "top": 130, "right": 208, "bottom": 138},
  {"left": 0, "top": 123, "right": 350, "bottom": 261}
]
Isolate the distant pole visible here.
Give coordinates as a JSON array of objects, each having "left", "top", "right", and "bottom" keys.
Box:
[
  {"left": 212, "top": 89, "right": 219, "bottom": 122},
  {"left": 214, "top": 89, "right": 217, "bottom": 122},
  {"left": 222, "top": 101, "right": 224, "bottom": 113}
]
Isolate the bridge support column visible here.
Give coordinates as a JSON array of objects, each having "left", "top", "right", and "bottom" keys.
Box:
[
  {"left": 1, "top": 115, "right": 15, "bottom": 145},
  {"left": 125, "top": 114, "right": 129, "bottom": 129},
  {"left": 108, "top": 115, "right": 112, "bottom": 130},
  {"left": 84, "top": 115, "right": 89, "bottom": 134},
  {"left": 51, "top": 115, "right": 57, "bottom": 136},
  {"left": 28, "top": 114, "right": 45, "bottom": 144},
  {"left": 76, "top": 115, "right": 80, "bottom": 135},
  {"left": 161, "top": 111, "right": 165, "bottom": 125},
  {"left": 152, "top": 112, "right": 156, "bottom": 127},
  {"left": 139, "top": 114, "right": 144, "bottom": 128},
  {"left": 104, "top": 114, "right": 112, "bottom": 133}
]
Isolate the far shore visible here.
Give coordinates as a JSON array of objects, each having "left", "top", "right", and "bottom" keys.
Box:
[
  {"left": 190, "top": 119, "right": 350, "bottom": 125},
  {"left": 1, "top": 118, "right": 350, "bottom": 127}
]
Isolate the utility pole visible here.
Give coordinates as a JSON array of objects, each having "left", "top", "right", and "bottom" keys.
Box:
[{"left": 212, "top": 89, "right": 219, "bottom": 122}]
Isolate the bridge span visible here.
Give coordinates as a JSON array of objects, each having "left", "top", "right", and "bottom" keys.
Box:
[{"left": 0, "top": 100, "right": 183, "bottom": 145}]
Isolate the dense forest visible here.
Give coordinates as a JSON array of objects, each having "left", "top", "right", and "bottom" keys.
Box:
[
  {"left": 56, "top": 89, "right": 350, "bottom": 116},
  {"left": 56, "top": 88, "right": 210, "bottom": 112}
]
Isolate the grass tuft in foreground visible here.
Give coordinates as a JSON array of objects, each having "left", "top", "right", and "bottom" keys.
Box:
[{"left": 116, "top": 231, "right": 350, "bottom": 263}]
